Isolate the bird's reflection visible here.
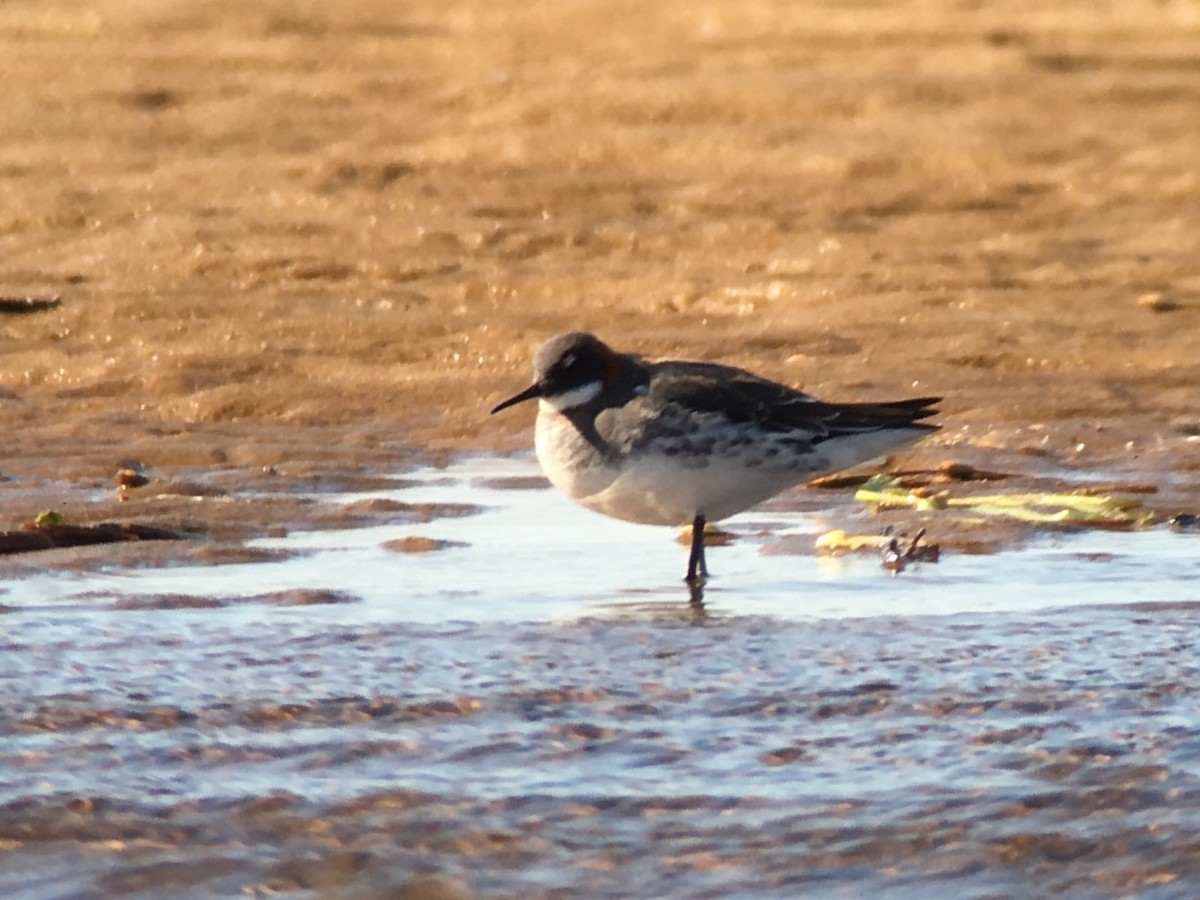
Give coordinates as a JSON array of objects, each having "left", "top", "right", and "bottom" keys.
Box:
[
  {"left": 589, "top": 579, "right": 710, "bottom": 625},
  {"left": 687, "top": 578, "right": 707, "bottom": 618}
]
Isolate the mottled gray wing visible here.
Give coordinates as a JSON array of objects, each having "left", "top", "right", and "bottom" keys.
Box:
[
  {"left": 593, "top": 362, "right": 829, "bottom": 455},
  {"left": 649, "top": 363, "right": 829, "bottom": 430},
  {"left": 596, "top": 360, "right": 939, "bottom": 452},
  {"left": 649, "top": 362, "right": 940, "bottom": 438}
]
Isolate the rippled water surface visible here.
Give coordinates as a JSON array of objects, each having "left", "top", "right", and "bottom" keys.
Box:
[{"left": 2, "top": 457, "right": 1199, "bottom": 898}]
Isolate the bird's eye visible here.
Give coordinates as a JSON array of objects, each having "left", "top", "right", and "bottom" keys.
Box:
[{"left": 560, "top": 353, "right": 576, "bottom": 370}]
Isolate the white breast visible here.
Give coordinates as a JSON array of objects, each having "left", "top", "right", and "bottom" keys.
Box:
[
  {"left": 534, "top": 403, "right": 930, "bottom": 527},
  {"left": 535, "top": 405, "right": 814, "bottom": 526}
]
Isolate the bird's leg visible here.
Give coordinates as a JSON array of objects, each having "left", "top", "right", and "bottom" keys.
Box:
[{"left": 685, "top": 513, "right": 708, "bottom": 583}]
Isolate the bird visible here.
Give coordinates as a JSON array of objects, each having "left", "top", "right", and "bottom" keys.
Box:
[{"left": 491, "top": 332, "right": 940, "bottom": 584}]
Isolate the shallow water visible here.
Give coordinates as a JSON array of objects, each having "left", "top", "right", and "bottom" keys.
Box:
[
  {"left": 2, "top": 457, "right": 1199, "bottom": 898},
  {"left": 5, "top": 456, "right": 1197, "bottom": 623}
]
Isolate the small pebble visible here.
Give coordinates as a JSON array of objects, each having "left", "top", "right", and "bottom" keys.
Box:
[
  {"left": 1138, "top": 292, "right": 1179, "bottom": 312},
  {"left": 116, "top": 468, "right": 150, "bottom": 489},
  {"left": 383, "top": 536, "right": 467, "bottom": 553}
]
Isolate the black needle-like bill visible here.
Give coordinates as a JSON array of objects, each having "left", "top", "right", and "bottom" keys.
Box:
[{"left": 491, "top": 383, "right": 542, "bottom": 414}]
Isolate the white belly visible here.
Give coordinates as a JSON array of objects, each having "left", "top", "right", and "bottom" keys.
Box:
[
  {"left": 534, "top": 403, "right": 928, "bottom": 527},
  {"left": 535, "top": 406, "right": 815, "bottom": 525},
  {"left": 573, "top": 454, "right": 808, "bottom": 525}
]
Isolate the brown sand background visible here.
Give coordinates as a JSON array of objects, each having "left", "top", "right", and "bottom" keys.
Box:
[{"left": 2, "top": 0, "right": 1199, "bottom": 506}]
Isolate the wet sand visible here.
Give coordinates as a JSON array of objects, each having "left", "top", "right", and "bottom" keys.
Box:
[
  {"left": 3, "top": 0, "right": 1200, "bottom": 896},
  {"left": 2, "top": 0, "right": 1199, "bottom": 483}
]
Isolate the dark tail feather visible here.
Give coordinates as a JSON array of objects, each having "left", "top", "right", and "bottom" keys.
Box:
[{"left": 817, "top": 396, "right": 941, "bottom": 436}]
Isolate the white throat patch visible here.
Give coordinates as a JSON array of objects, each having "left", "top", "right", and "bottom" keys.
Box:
[{"left": 540, "top": 380, "right": 602, "bottom": 412}]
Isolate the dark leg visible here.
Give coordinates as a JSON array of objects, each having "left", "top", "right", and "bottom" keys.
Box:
[{"left": 685, "top": 514, "right": 708, "bottom": 583}]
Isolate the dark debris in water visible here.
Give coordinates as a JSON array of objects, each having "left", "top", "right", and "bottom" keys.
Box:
[
  {"left": 882, "top": 528, "right": 940, "bottom": 574},
  {"left": 807, "top": 459, "right": 1014, "bottom": 491},
  {"left": 1169, "top": 513, "right": 1199, "bottom": 533},
  {"left": 0, "top": 520, "right": 191, "bottom": 556},
  {"left": 0, "top": 295, "right": 62, "bottom": 315},
  {"left": 114, "top": 466, "right": 151, "bottom": 491}
]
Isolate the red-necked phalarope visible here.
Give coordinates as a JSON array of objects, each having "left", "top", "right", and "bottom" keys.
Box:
[{"left": 492, "top": 332, "right": 940, "bottom": 583}]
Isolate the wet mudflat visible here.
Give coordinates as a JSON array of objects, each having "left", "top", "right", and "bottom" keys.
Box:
[{"left": 2, "top": 459, "right": 1200, "bottom": 898}]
